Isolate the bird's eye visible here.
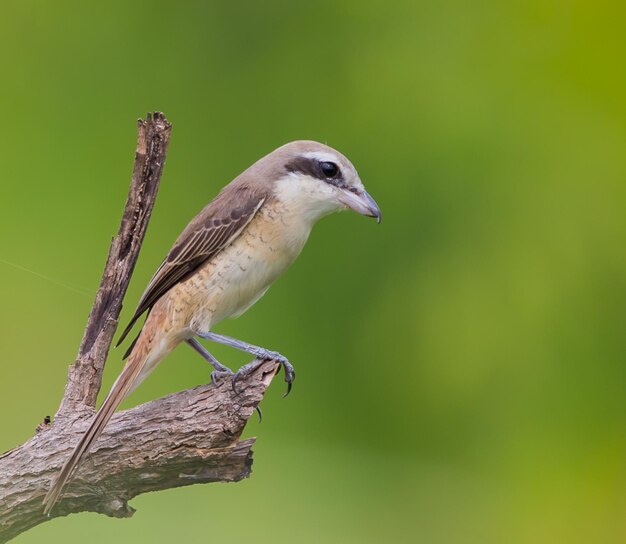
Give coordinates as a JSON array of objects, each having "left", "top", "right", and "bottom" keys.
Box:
[{"left": 320, "top": 161, "right": 339, "bottom": 178}]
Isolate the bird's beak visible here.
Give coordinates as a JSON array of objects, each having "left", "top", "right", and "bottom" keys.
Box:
[{"left": 338, "top": 188, "right": 382, "bottom": 224}]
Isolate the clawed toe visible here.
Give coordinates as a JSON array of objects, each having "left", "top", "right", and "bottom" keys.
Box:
[
  {"left": 230, "top": 355, "right": 295, "bottom": 397},
  {"left": 210, "top": 369, "right": 233, "bottom": 383},
  {"left": 193, "top": 332, "right": 296, "bottom": 397},
  {"left": 279, "top": 360, "right": 296, "bottom": 397},
  {"left": 231, "top": 359, "right": 265, "bottom": 394},
  {"left": 254, "top": 353, "right": 295, "bottom": 396}
]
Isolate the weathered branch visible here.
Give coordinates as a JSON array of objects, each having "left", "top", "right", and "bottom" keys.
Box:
[
  {"left": 58, "top": 111, "right": 172, "bottom": 418},
  {"left": 0, "top": 360, "right": 278, "bottom": 541},
  {"left": 0, "top": 113, "right": 278, "bottom": 542}
]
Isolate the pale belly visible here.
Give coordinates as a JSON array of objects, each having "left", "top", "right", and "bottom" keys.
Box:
[{"left": 182, "top": 207, "right": 312, "bottom": 333}]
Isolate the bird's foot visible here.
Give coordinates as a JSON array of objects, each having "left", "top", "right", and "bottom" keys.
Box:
[
  {"left": 186, "top": 338, "right": 234, "bottom": 384},
  {"left": 192, "top": 332, "right": 295, "bottom": 397},
  {"left": 232, "top": 349, "right": 295, "bottom": 397},
  {"left": 231, "top": 359, "right": 265, "bottom": 394},
  {"left": 276, "top": 356, "right": 296, "bottom": 397},
  {"left": 210, "top": 368, "right": 234, "bottom": 383}
]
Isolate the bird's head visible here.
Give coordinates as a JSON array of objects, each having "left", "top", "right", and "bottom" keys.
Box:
[{"left": 266, "top": 140, "right": 381, "bottom": 224}]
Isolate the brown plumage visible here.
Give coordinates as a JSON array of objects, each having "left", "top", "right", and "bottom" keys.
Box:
[
  {"left": 117, "top": 178, "right": 271, "bottom": 351},
  {"left": 43, "top": 140, "right": 381, "bottom": 514},
  {"left": 43, "top": 176, "right": 270, "bottom": 516}
]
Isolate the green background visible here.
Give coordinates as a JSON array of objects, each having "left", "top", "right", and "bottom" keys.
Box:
[{"left": 1, "top": 1, "right": 625, "bottom": 542}]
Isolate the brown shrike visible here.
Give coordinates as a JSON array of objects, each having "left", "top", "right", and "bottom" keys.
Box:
[{"left": 43, "top": 140, "right": 381, "bottom": 513}]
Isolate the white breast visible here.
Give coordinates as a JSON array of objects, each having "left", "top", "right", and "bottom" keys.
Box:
[
  {"left": 197, "top": 202, "right": 312, "bottom": 328},
  {"left": 192, "top": 173, "right": 344, "bottom": 330}
]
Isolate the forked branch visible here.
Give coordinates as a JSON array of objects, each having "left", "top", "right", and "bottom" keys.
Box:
[{"left": 0, "top": 113, "right": 277, "bottom": 543}]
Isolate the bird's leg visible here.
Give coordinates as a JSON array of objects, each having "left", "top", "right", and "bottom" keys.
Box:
[
  {"left": 186, "top": 338, "right": 233, "bottom": 382},
  {"left": 195, "top": 331, "right": 295, "bottom": 396}
]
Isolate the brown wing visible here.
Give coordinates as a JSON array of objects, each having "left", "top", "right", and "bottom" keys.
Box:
[{"left": 116, "top": 190, "right": 266, "bottom": 350}]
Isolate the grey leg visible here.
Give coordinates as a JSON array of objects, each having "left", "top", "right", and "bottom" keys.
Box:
[
  {"left": 186, "top": 337, "right": 264, "bottom": 420},
  {"left": 186, "top": 338, "right": 233, "bottom": 381},
  {"left": 195, "top": 331, "right": 295, "bottom": 396}
]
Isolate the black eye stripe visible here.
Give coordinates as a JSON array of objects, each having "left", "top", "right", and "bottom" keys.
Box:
[{"left": 285, "top": 156, "right": 346, "bottom": 187}]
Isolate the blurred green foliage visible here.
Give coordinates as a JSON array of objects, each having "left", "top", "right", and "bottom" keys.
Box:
[{"left": 1, "top": 1, "right": 625, "bottom": 542}]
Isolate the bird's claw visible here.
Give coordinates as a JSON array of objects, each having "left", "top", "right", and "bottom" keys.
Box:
[
  {"left": 210, "top": 369, "right": 234, "bottom": 383},
  {"left": 279, "top": 359, "right": 296, "bottom": 397},
  {"left": 254, "top": 351, "right": 295, "bottom": 397},
  {"left": 231, "top": 351, "right": 295, "bottom": 397},
  {"left": 231, "top": 359, "right": 265, "bottom": 394}
]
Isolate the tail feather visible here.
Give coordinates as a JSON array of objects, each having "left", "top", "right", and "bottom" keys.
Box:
[{"left": 43, "top": 353, "right": 147, "bottom": 515}]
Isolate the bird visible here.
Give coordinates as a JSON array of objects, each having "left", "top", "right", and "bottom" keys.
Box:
[{"left": 43, "top": 139, "right": 381, "bottom": 514}]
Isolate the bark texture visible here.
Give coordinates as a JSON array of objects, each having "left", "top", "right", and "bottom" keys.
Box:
[
  {"left": 0, "top": 113, "right": 278, "bottom": 543},
  {"left": 57, "top": 112, "right": 172, "bottom": 418}
]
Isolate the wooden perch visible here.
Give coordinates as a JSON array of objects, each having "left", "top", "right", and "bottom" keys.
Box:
[{"left": 0, "top": 113, "right": 279, "bottom": 543}]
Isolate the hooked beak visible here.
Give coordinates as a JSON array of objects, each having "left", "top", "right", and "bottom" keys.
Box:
[{"left": 337, "top": 188, "right": 382, "bottom": 224}]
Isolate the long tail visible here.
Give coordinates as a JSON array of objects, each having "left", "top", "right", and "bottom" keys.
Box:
[{"left": 43, "top": 342, "right": 159, "bottom": 515}]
